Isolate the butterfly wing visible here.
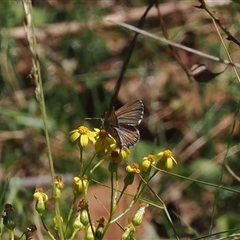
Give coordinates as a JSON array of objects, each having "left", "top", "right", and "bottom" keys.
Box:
[
  {"left": 104, "top": 99, "right": 144, "bottom": 148},
  {"left": 103, "top": 107, "right": 122, "bottom": 145},
  {"left": 114, "top": 125, "right": 140, "bottom": 148},
  {"left": 115, "top": 100, "right": 144, "bottom": 126}
]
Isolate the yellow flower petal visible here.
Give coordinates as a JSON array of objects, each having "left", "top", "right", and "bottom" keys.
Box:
[
  {"left": 121, "top": 148, "right": 130, "bottom": 159},
  {"left": 166, "top": 158, "right": 173, "bottom": 169},
  {"left": 70, "top": 131, "right": 80, "bottom": 142},
  {"left": 80, "top": 134, "right": 89, "bottom": 147},
  {"left": 141, "top": 160, "right": 151, "bottom": 172}
]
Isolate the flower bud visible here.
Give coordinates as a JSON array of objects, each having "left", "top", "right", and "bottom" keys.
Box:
[
  {"left": 124, "top": 172, "right": 135, "bottom": 187},
  {"left": 73, "top": 212, "right": 84, "bottom": 230},
  {"left": 53, "top": 216, "right": 63, "bottom": 231},
  {"left": 80, "top": 208, "right": 89, "bottom": 227},
  {"left": 132, "top": 203, "right": 148, "bottom": 226},
  {"left": 85, "top": 224, "right": 95, "bottom": 240},
  {"left": 3, "top": 203, "right": 16, "bottom": 230},
  {"left": 121, "top": 225, "right": 135, "bottom": 240},
  {"left": 95, "top": 217, "right": 106, "bottom": 239}
]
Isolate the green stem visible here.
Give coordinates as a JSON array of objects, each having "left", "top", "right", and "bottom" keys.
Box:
[
  {"left": 10, "top": 230, "right": 14, "bottom": 240},
  {"left": 69, "top": 229, "right": 80, "bottom": 240},
  {"left": 152, "top": 166, "right": 240, "bottom": 194},
  {"left": 40, "top": 214, "right": 56, "bottom": 240},
  {"left": 100, "top": 165, "right": 117, "bottom": 239},
  {"left": 21, "top": 1, "right": 64, "bottom": 239},
  {"left": 79, "top": 147, "right": 83, "bottom": 175},
  {"left": 110, "top": 172, "right": 146, "bottom": 225},
  {"left": 113, "top": 170, "right": 118, "bottom": 208},
  {"left": 109, "top": 170, "right": 115, "bottom": 221},
  {"left": 86, "top": 204, "right": 95, "bottom": 239},
  {"left": 65, "top": 198, "right": 76, "bottom": 235},
  {"left": 90, "top": 158, "right": 104, "bottom": 176},
  {"left": 162, "top": 205, "right": 180, "bottom": 240},
  {"left": 110, "top": 192, "right": 140, "bottom": 225},
  {"left": 83, "top": 152, "right": 98, "bottom": 175}
]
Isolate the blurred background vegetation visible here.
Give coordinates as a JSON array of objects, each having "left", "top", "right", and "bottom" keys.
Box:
[{"left": 1, "top": 0, "right": 240, "bottom": 239}]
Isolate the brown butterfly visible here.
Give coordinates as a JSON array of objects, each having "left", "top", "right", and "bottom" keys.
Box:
[{"left": 103, "top": 99, "right": 144, "bottom": 149}]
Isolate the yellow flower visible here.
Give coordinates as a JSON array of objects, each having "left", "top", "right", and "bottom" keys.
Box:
[
  {"left": 109, "top": 149, "right": 123, "bottom": 164},
  {"left": 157, "top": 150, "right": 177, "bottom": 170},
  {"left": 141, "top": 154, "right": 155, "bottom": 172},
  {"left": 70, "top": 126, "right": 97, "bottom": 148},
  {"left": 33, "top": 188, "right": 48, "bottom": 202},
  {"left": 94, "top": 128, "right": 115, "bottom": 152},
  {"left": 33, "top": 188, "right": 48, "bottom": 213},
  {"left": 73, "top": 175, "right": 89, "bottom": 197},
  {"left": 126, "top": 163, "right": 140, "bottom": 174},
  {"left": 54, "top": 176, "right": 64, "bottom": 200},
  {"left": 104, "top": 144, "right": 130, "bottom": 163},
  {"left": 55, "top": 176, "right": 64, "bottom": 189}
]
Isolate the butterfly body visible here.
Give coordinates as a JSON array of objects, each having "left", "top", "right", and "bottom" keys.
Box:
[{"left": 104, "top": 100, "right": 144, "bottom": 148}]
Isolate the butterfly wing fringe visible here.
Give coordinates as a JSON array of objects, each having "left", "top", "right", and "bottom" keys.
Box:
[
  {"left": 115, "top": 100, "right": 144, "bottom": 126},
  {"left": 114, "top": 125, "right": 140, "bottom": 148}
]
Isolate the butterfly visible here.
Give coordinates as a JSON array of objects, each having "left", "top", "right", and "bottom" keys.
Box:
[{"left": 103, "top": 99, "right": 144, "bottom": 149}]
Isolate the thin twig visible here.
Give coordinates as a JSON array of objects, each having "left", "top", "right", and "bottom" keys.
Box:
[
  {"left": 110, "top": 0, "right": 155, "bottom": 107},
  {"left": 198, "top": 0, "right": 240, "bottom": 47},
  {"left": 108, "top": 20, "right": 240, "bottom": 69}
]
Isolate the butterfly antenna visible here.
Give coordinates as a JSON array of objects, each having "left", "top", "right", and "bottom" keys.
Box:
[{"left": 84, "top": 117, "right": 101, "bottom": 120}]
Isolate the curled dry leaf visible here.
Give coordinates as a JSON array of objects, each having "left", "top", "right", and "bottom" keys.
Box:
[{"left": 190, "top": 64, "right": 227, "bottom": 83}]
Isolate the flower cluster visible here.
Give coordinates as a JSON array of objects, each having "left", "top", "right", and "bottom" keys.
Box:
[
  {"left": 70, "top": 126, "right": 178, "bottom": 171},
  {"left": 29, "top": 126, "right": 178, "bottom": 240},
  {"left": 70, "top": 126, "right": 130, "bottom": 163},
  {"left": 140, "top": 150, "right": 177, "bottom": 171},
  {"left": 124, "top": 152, "right": 176, "bottom": 190}
]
